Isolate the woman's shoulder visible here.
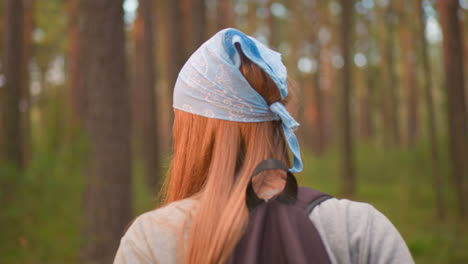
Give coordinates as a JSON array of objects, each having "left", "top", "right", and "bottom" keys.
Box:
[
  {"left": 310, "top": 197, "right": 377, "bottom": 225},
  {"left": 309, "top": 198, "right": 414, "bottom": 263},
  {"left": 137, "top": 198, "right": 198, "bottom": 226},
  {"left": 114, "top": 199, "right": 197, "bottom": 264},
  {"left": 128, "top": 198, "right": 198, "bottom": 241}
]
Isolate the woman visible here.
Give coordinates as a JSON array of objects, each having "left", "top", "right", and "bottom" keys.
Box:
[{"left": 114, "top": 28, "right": 413, "bottom": 264}]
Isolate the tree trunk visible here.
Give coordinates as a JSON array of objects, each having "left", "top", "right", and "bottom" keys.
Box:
[
  {"left": 21, "top": 0, "right": 34, "bottom": 165},
  {"left": 156, "top": 0, "right": 186, "bottom": 154},
  {"left": 167, "top": 0, "right": 186, "bottom": 89},
  {"left": 0, "top": 2, "right": 3, "bottom": 144},
  {"left": 418, "top": 0, "right": 444, "bottom": 220},
  {"left": 179, "top": 0, "right": 206, "bottom": 54},
  {"left": 132, "top": 0, "right": 161, "bottom": 192},
  {"left": 398, "top": 0, "right": 419, "bottom": 146},
  {"left": 217, "top": 0, "right": 233, "bottom": 30},
  {"left": 192, "top": 0, "right": 207, "bottom": 48},
  {"left": 357, "top": 13, "right": 375, "bottom": 141},
  {"left": 388, "top": 2, "right": 401, "bottom": 147},
  {"left": 205, "top": 0, "right": 217, "bottom": 36},
  {"left": 1, "top": 0, "right": 24, "bottom": 168},
  {"left": 359, "top": 64, "right": 376, "bottom": 140},
  {"left": 266, "top": 0, "right": 278, "bottom": 49},
  {"left": 177, "top": 0, "right": 207, "bottom": 57},
  {"left": 322, "top": 49, "right": 337, "bottom": 149},
  {"left": 247, "top": 0, "right": 257, "bottom": 35},
  {"left": 301, "top": 77, "right": 316, "bottom": 151},
  {"left": 285, "top": 0, "right": 301, "bottom": 121},
  {"left": 380, "top": 2, "right": 401, "bottom": 147},
  {"left": 313, "top": 49, "right": 325, "bottom": 155},
  {"left": 79, "top": 0, "right": 133, "bottom": 262},
  {"left": 67, "top": 0, "right": 85, "bottom": 122},
  {"left": 180, "top": 0, "right": 193, "bottom": 58},
  {"left": 437, "top": 0, "right": 468, "bottom": 218},
  {"left": 310, "top": 0, "right": 325, "bottom": 155},
  {"left": 465, "top": 8, "right": 468, "bottom": 109},
  {"left": 339, "top": 0, "right": 355, "bottom": 196}
]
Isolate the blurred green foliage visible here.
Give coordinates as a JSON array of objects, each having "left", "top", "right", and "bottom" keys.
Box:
[
  {"left": 0, "top": 136, "right": 86, "bottom": 263},
  {"left": 0, "top": 86, "right": 86, "bottom": 263}
]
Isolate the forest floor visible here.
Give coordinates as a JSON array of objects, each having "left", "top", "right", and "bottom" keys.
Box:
[{"left": 1, "top": 137, "right": 467, "bottom": 263}]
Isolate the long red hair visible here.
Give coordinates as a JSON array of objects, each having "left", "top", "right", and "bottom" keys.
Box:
[{"left": 162, "top": 44, "right": 291, "bottom": 263}]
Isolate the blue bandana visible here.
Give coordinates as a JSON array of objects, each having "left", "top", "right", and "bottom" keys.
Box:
[{"left": 173, "top": 28, "right": 303, "bottom": 173}]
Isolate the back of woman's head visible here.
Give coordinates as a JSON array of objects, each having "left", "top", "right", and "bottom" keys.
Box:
[{"left": 163, "top": 44, "right": 290, "bottom": 263}]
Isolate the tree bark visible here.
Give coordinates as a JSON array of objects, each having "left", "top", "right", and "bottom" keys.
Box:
[
  {"left": 387, "top": 2, "right": 401, "bottom": 147},
  {"left": 322, "top": 50, "right": 337, "bottom": 149},
  {"left": 79, "top": 0, "right": 133, "bottom": 262},
  {"left": 132, "top": 0, "right": 161, "bottom": 191},
  {"left": 358, "top": 13, "right": 376, "bottom": 141},
  {"left": 313, "top": 58, "right": 325, "bottom": 155},
  {"left": 465, "top": 8, "right": 468, "bottom": 109},
  {"left": 67, "top": 0, "right": 85, "bottom": 122},
  {"left": 247, "top": 0, "right": 257, "bottom": 35},
  {"left": 179, "top": 0, "right": 193, "bottom": 58},
  {"left": 1, "top": 0, "right": 24, "bottom": 168},
  {"left": 380, "top": 2, "right": 401, "bottom": 147},
  {"left": 266, "top": 0, "right": 279, "bottom": 49},
  {"left": 285, "top": 0, "right": 301, "bottom": 122},
  {"left": 339, "top": 0, "right": 355, "bottom": 196},
  {"left": 153, "top": 0, "right": 186, "bottom": 154},
  {"left": 398, "top": 0, "right": 419, "bottom": 146},
  {"left": 176, "top": 0, "right": 207, "bottom": 57},
  {"left": 192, "top": 0, "right": 207, "bottom": 48},
  {"left": 167, "top": 0, "right": 186, "bottom": 88},
  {"left": 418, "top": 0, "right": 444, "bottom": 220},
  {"left": 217, "top": 0, "right": 233, "bottom": 30},
  {"left": 437, "top": 0, "right": 468, "bottom": 218},
  {"left": 359, "top": 64, "right": 376, "bottom": 140},
  {"left": 20, "top": 0, "right": 34, "bottom": 165},
  {"left": 310, "top": 0, "right": 325, "bottom": 155},
  {"left": 0, "top": 3, "right": 3, "bottom": 146}
]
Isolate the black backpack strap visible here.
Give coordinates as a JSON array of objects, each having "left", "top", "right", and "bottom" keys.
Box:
[
  {"left": 246, "top": 159, "right": 298, "bottom": 211},
  {"left": 251, "top": 159, "right": 287, "bottom": 176},
  {"left": 296, "top": 186, "right": 332, "bottom": 215},
  {"left": 304, "top": 195, "right": 332, "bottom": 215}
]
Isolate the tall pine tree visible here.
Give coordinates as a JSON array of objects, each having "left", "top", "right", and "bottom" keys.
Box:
[{"left": 79, "top": 0, "right": 133, "bottom": 261}]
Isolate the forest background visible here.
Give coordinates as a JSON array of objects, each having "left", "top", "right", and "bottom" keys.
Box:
[{"left": 1, "top": 0, "right": 468, "bottom": 263}]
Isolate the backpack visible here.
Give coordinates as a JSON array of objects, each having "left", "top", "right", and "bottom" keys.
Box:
[{"left": 228, "top": 159, "right": 332, "bottom": 264}]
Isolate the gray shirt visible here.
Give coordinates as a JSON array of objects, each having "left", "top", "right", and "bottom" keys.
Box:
[{"left": 114, "top": 198, "right": 414, "bottom": 263}]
